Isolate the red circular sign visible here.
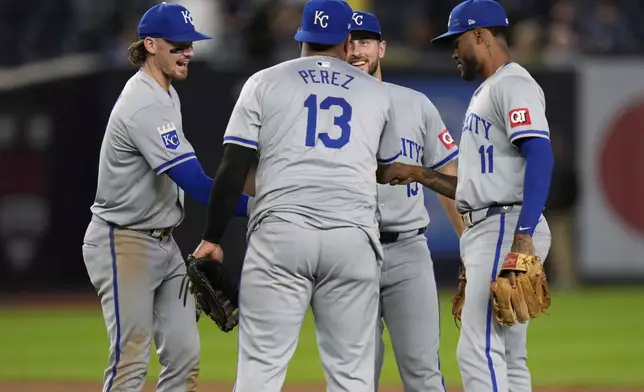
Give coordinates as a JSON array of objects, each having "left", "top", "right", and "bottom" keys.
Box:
[{"left": 599, "top": 99, "right": 644, "bottom": 234}]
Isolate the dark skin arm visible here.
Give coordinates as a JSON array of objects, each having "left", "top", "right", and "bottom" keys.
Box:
[
  {"left": 436, "top": 162, "right": 466, "bottom": 237},
  {"left": 503, "top": 234, "right": 535, "bottom": 287},
  {"left": 376, "top": 164, "right": 404, "bottom": 184},
  {"left": 243, "top": 161, "right": 257, "bottom": 197},
  {"left": 379, "top": 162, "right": 458, "bottom": 199},
  {"left": 193, "top": 144, "right": 255, "bottom": 261}
]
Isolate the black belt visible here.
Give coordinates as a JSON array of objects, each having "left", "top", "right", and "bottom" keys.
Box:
[
  {"left": 379, "top": 227, "right": 426, "bottom": 244},
  {"left": 461, "top": 203, "right": 521, "bottom": 228}
]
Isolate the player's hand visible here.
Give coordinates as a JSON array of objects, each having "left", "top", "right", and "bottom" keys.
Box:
[
  {"left": 192, "top": 240, "right": 224, "bottom": 263},
  {"left": 503, "top": 234, "right": 535, "bottom": 288},
  {"left": 378, "top": 162, "right": 417, "bottom": 185}
]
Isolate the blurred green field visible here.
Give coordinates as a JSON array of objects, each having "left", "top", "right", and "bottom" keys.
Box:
[{"left": 0, "top": 286, "right": 642, "bottom": 388}]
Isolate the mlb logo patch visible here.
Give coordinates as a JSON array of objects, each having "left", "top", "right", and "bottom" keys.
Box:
[
  {"left": 509, "top": 108, "right": 531, "bottom": 128},
  {"left": 158, "top": 123, "right": 181, "bottom": 150}
]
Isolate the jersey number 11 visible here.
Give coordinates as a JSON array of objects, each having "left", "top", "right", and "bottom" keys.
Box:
[
  {"left": 479, "top": 145, "right": 494, "bottom": 173},
  {"left": 304, "top": 94, "right": 352, "bottom": 149}
]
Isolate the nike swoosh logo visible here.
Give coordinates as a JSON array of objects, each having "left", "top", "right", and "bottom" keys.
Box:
[{"left": 518, "top": 226, "right": 531, "bottom": 231}]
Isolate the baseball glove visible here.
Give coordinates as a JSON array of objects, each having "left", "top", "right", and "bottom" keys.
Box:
[
  {"left": 490, "top": 252, "right": 551, "bottom": 327},
  {"left": 451, "top": 263, "right": 466, "bottom": 329},
  {"left": 179, "top": 254, "right": 239, "bottom": 332}
]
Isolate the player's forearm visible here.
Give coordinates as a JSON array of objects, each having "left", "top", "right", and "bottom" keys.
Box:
[
  {"left": 243, "top": 163, "right": 257, "bottom": 197},
  {"left": 413, "top": 167, "right": 458, "bottom": 200},
  {"left": 166, "top": 158, "right": 214, "bottom": 206},
  {"left": 202, "top": 144, "right": 256, "bottom": 244},
  {"left": 167, "top": 158, "right": 250, "bottom": 216},
  {"left": 437, "top": 163, "right": 465, "bottom": 237},
  {"left": 376, "top": 164, "right": 392, "bottom": 184},
  {"left": 515, "top": 137, "right": 554, "bottom": 236}
]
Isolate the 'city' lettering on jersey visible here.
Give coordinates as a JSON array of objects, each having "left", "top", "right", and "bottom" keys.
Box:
[
  {"left": 297, "top": 69, "right": 355, "bottom": 90},
  {"left": 463, "top": 111, "right": 492, "bottom": 141},
  {"left": 400, "top": 137, "right": 423, "bottom": 163}
]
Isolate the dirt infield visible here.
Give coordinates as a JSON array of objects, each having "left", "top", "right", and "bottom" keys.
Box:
[{"left": 0, "top": 382, "right": 642, "bottom": 392}]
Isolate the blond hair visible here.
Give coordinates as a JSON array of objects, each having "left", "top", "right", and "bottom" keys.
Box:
[{"left": 127, "top": 40, "right": 148, "bottom": 66}]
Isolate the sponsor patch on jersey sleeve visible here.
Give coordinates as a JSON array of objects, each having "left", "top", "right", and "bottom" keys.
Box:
[
  {"left": 157, "top": 123, "right": 181, "bottom": 150},
  {"left": 438, "top": 129, "right": 457, "bottom": 149},
  {"left": 508, "top": 108, "right": 532, "bottom": 128}
]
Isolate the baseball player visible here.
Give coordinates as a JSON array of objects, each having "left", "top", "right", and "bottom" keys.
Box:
[
  {"left": 387, "top": 1, "right": 555, "bottom": 391},
  {"left": 348, "top": 11, "right": 464, "bottom": 392},
  {"left": 81, "top": 3, "right": 251, "bottom": 391},
  {"left": 189, "top": 1, "right": 421, "bottom": 390}
]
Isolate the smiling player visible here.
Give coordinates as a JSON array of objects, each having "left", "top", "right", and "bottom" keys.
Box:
[
  {"left": 82, "top": 3, "right": 250, "bottom": 391},
  {"left": 348, "top": 11, "right": 464, "bottom": 392}
]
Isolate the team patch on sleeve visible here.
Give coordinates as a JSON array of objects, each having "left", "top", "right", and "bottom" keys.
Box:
[
  {"left": 509, "top": 108, "right": 532, "bottom": 128},
  {"left": 438, "top": 129, "right": 457, "bottom": 149},
  {"left": 158, "top": 123, "right": 180, "bottom": 150}
]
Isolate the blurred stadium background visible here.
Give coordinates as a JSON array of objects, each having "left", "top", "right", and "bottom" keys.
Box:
[{"left": 0, "top": 0, "right": 643, "bottom": 391}]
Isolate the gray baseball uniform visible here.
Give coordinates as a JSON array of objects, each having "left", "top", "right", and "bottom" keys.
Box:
[
  {"left": 374, "top": 82, "right": 458, "bottom": 392},
  {"left": 455, "top": 62, "right": 552, "bottom": 392},
  {"left": 82, "top": 70, "right": 200, "bottom": 392},
  {"left": 222, "top": 56, "right": 401, "bottom": 392}
]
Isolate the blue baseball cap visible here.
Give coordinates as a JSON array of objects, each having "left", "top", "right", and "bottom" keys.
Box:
[
  {"left": 431, "top": 0, "right": 509, "bottom": 43},
  {"left": 138, "top": 2, "right": 211, "bottom": 42},
  {"left": 350, "top": 11, "right": 382, "bottom": 40},
  {"left": 294, "top": 0, "right": 353, "bottom": 46}
]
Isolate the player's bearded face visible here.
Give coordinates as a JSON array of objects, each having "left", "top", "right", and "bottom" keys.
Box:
[
  {"left": 157, "top": 39, "right": 194, "bottom": 81},
  {"left": 347, "top": 37, "right": 382, "bottom": 76},
  {"left": 452, "top": 33, "right": 479, "bottom": 81}
]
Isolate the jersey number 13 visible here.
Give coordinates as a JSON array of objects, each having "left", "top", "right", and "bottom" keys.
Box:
[{"left": 304, "top": 94, "right": 352, "bottom": 149}]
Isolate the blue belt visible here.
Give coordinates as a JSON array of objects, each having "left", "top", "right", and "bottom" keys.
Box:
[{"left": 379, "top": 227, "right": 426, "bottom": 244}]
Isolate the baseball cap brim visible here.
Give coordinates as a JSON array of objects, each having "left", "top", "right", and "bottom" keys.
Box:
[
  {"left": 294, "top": 30, "right": 349, "bottom": 46},
  {"left": 164, "top": 30, "right": 212, "bottom": 42},
  {"left": 351, "top": 29, "right": 382, "bottom": 40},
  {"left": 431, "top": 29, "right": 465, "bottom": 44},
  {"left": 432, "top": 23, "right": 508, "bottom": 44},
  {"left": 141, "top": 30, "right": 212, "bottom": 42}
]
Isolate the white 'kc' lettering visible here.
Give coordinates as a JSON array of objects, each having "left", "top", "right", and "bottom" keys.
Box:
[
  {"left": 181, "top": 10, "right": 194, "bottom": 25},
  {"left": 352, "top": 13, "right": 363, "bottom": 26},
  {"left": 314, "top": 11, "right": 329, "bottom": 28}
]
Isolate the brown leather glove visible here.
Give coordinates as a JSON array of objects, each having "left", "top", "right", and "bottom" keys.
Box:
[
  {"left": 490, "top": 252, "right": 551, "bottom": 327},
  {"left": 451, "top": 263, "right": 466, "bottom": 329}
]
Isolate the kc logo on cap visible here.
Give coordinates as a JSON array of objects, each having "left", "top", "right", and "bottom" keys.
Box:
[
  {"left": 294, "top": 0, "right": 353, "bottom": 46},
  {"left": 352, "top": 13, "right": 363, "bottom": 26},
  {"left": 181, "top": 10, "right": 194, "bottom": 25},
  {"left": 349, "top": 11, "right": 382, "bottom": 39},
  {"left": 314, "top": 10, "right": 330, "bottom": 28},
  {"left": 138, "top": 2, "right": 211, "bottom": 42}
]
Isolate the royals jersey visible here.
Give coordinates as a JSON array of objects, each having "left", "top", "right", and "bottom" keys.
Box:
[
  {"left": 223, "top": 56, "right": 401, "bottom": 236},
  {"left": 455, "top": 62, "right": 550, "bottom": 213},
  {"left": 90, "top": 70, "right": 196, "bottom": 229},
  {"left": 377, "top": 82, "right": 459, "bottom": 232}
]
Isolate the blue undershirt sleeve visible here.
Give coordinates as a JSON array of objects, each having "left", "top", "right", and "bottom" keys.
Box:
[
  {"left": 514, "top": 137, "right": 554, "bottom": 236},
  {"left": 166, "top": 158, "right": 251, "bottom": 217}
]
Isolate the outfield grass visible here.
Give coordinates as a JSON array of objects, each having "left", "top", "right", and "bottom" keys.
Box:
[{"left": 0, "top": 287, "right": 642, "bottom": 387}]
